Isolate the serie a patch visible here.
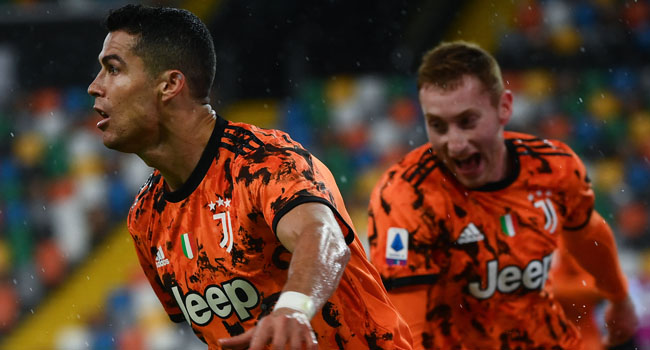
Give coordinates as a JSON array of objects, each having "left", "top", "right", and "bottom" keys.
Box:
[{"left": 385, "top": 227, "right": 408, "bottom": 266}]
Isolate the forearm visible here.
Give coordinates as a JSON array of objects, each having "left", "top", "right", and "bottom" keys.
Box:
[
  {"left": 562, "top": 211, "right": 628, "bottom": 301},
  {"left": 276, "top": 202, "right": 351, "bottom": 314},
  {"left": 283, "top": 222, "right": 350, "bottom": 312}
]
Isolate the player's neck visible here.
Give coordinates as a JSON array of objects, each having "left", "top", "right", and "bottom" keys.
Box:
[
  {"left": 493, "top": 140, "right": 512, "bottom": 183},
  {"left": 139, "top": 104, "right": 217, "bottom": 191}
]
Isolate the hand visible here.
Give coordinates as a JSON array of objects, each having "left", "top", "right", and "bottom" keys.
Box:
[
  {"left": 218, "top": 308, "right": 318, "bottom": 350},
  {"left": 603, "top": 296, "right": 638, "bottom": 347}
]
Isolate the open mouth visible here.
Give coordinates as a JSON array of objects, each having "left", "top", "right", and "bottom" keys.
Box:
[
  {"left": 94, "top": 107, "right": 109, "bottom": 119},
  {"left": 452, "top": 153, "right": 481, "bottom": 174},
  {"left": 94, "top": 106, "right": 110, "bottom": 130}
]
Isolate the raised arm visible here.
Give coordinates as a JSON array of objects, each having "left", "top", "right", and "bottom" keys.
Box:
[
  {"left": 219, "top": 202, "right": 350, "bottom": 350},
  {"left": 561, "top": 211, "right": 638, "bottom": 346}
]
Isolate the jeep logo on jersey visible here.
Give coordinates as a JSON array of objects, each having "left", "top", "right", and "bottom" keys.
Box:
[
  {"left": 171, "top": 278, "right": 260, "bottom": 326},
  {"left": 468, "top": 253, "right": 553, "bottom": 299}
]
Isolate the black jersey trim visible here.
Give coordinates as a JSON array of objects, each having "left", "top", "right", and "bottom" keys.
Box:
[
  {"left": 474, "top": 139, "right": 521, "bottom": 192},
  {"left": 563, "top": 206, "right": 594, "bottom": 231},
  {"left": 403, "top": 148, "right": 439, "bottom": 188},
  {"left": 168, "top": 313, "right": 185, "bottom": 323},
  {"left": 382, "top": 274, "right": 439, "bottom": 291},
  {"left": 271, "top": 196, "right": 355, "bottom": 245},
  {"left": 163, "top": 115, "right": 228, "bottom": 203}
]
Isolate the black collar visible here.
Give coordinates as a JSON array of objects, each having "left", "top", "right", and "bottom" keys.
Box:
[
  {"left": 163, "top": 115, "right": 228, "bottom": 203},
  {"left": 473, "top": 139, "right": 520, "bottom": 192}
]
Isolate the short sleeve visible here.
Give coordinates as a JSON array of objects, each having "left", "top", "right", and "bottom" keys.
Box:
[
  {"left": 238, "top": 143, "right": 355, "bottom": 244},
  {"left": 562, "top": 147, "right": 595, "bottom": 231},
  {"left": 367, "top": 169, "right": 442, "bottom": 290}
]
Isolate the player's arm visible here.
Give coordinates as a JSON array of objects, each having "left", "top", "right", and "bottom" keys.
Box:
[
  {"left": 219, "top": 202, "right": 349, "bottom": 350},
  {"left": 367, "top": 185, "right": 435, "bottom": 350},
  {"left": 561, "top": 211, "right": 638, "bottom": 346}
]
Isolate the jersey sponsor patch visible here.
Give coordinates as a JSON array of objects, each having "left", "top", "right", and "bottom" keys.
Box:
[
  {"left": 171, "top": 277, "right": 261, "bottom": 326},
  {"left": 385, "top": 227, "right": 408, "bottom": 266},
  {"left": 468, "top": 253, "right": 553, "bottom": 299}
]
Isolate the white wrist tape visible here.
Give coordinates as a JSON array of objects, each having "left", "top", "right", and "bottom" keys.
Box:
[{"left": 273, "top": 291, "right": 316, "bottom": 320}]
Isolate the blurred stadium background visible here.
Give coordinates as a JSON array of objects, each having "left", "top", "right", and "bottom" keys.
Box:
[{"left": 0, "top": 0, "right": 649, "bottom": 349}]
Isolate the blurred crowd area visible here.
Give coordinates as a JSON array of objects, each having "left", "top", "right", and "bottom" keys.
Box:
[{"left": 0, "top": 0, "right": 650, "bottom": 349}]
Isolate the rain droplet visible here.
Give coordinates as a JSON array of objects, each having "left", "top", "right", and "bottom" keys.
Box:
[{"left": 10, "top": 132, "right": 14, "bottom": 137}]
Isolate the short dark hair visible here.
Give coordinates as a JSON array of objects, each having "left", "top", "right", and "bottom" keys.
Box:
[
  {"left": 417, "top": 41, "right": 504, "bottom": 106},
  {"left": 105, "top": 4, "right": 216, "bottom": 101}
]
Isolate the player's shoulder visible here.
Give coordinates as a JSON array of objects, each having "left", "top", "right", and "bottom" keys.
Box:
[
  {"left": 506, "top": 131, "right": 576, "bottom": 154},
  {"left": 506, "top": 131, "right": 587, "bottom": 183},
  {"left": 369, "top": 143, "right": 451, "bottom": 217},
  {"left": 127, "top": 170, "right": 164, "bottom": 231},
  {"left": 374, "top": 143, "right": 443, "bottom": 193},
  {"left": 223, "top": 121, "right": 310, "bottom": 165}
]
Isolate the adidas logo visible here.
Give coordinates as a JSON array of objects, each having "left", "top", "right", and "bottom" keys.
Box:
[
  {"left": 155, "top": 246, "right": 170, "bottom": 268},
  {"left": 457, "top": 223, "right": 484, "bottom": 244}
]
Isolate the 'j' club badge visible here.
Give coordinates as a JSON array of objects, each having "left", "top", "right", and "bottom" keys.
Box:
[{"left": 385, "top": 227, "right": 408, "bottom": 266}]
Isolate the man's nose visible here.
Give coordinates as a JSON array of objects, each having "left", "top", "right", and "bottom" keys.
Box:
[
  {"left": 446, "top": 128, "right": 468, "bottom": 157},
  {"left": 87, "top": 75, "right": 103, "bottom": 97}
]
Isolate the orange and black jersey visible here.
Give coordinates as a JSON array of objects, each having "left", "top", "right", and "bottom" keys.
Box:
[
  {"left": 128, "top": 116, "right": 412, "bottom": 349},
  {"left": 369, "top": 131, "right": 593, "bottom": 350}
]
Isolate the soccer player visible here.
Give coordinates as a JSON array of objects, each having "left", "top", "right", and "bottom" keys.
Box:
[
  {"left": 368, "top": 41, "right": 638, "bottom": 349},
  {"left": 88, "top": 5, "right": 412, "bottom": 350}
]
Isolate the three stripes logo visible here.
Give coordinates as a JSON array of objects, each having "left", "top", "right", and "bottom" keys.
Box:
[
  {"left": 456, "top": 223, "right": 484, "bottom": 244},
  {"left": 155, "top": 246, "right": 170, "bottom": 268}
]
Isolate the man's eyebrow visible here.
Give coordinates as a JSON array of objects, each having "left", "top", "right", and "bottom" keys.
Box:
[
  {"left": 424, "top": 109, "right": 477, "bottom": 121},
  {"left": 100, "top": 54, "right": 126, "bottom": 66}
]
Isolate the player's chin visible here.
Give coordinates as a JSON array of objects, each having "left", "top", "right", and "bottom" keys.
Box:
[
  {"left": 451, "top": 170, "right": 488, "bottom": 189},
  {"left": 102, "top": 135, "right": 129, "bottom": 152}
]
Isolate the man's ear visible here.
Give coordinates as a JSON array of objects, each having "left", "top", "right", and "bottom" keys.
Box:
[
  {"left": 159, "top": 70, "right": 185, "bottom": 102},
  {"left": 498, "top": 89, "right": 513, "bottom": 126}
]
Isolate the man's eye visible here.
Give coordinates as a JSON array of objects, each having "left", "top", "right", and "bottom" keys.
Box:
[
  {"left": 108, "top": 65, "right": 118, "bottom": 74},
  {"left": 460, "top": 115, "right": 478, "bottom": 129},
  {"left": 428, "top": 120, "right": 446, "bottom": 133}
]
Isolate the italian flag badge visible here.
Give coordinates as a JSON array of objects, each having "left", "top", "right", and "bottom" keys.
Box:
[
  {"left": 500, "top": 213, "right": 518, "bottom": 237},
  {"left": 181, "top": 232, "right": 197, "bottom": 259}
]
